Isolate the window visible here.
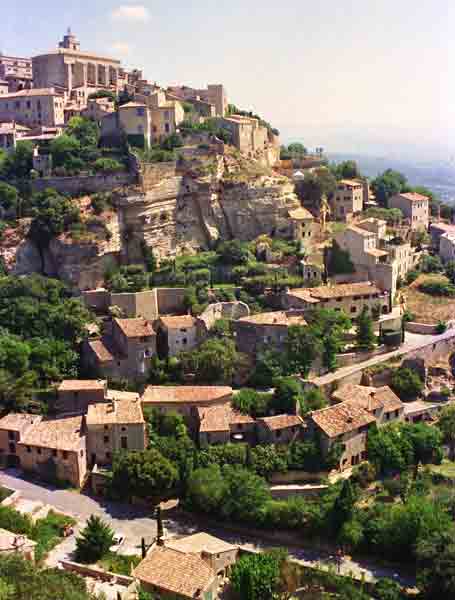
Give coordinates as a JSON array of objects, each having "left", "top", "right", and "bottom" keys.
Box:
[
  {"left": 62, "top": 451, "right": 68, "bottom": 460},
  {"left": 136, "top": 107, "right": 145, "bottom": 116},
  {"left": 26, "top": 100, "right": 31, "bottom": 109},
  {"left": 164, "top": 123, "right": 170, "bottom": 133},
  {"left": 37, "top": 448, "right": 42, "bottom": 455},
  {"left": 104, "top": 425, "right": 108, "bottom": 430},
  {"left": 15, "top": 101, "right": 20, "bottom": 109},
  {"left": 26, "top": 446, "right": 31, "bottom": 453},
  {"left": 52, "top": 449, "right": 57, "bottom": 457},
  {"left": 276, "top": 430, "right": 282, "bottom": 438},
  {"left": 121, "top": 437, "right": 128, "bottom": 450},
  {"left": 350, "top": 306, "right": 357, "bottom": 313},
  {"left": 80, "top": 450, "right": 84, "bottom": 457},
  {"left": 8, "top": 443, "right": 15, "bottom": 454},
  {"left": 182, "top": 338, "right": 187, "bottom": 345},
  {"left": 121, "top": 426, "right": 127, "bottom": 432},
  {"left": 104, "top": 435, "right": 109, "bottom": 444},
  {"left": 106, "top": 452, "right": 111, "bottom": 460},
  {"left": 8, "top": 431, "right": 15, "bottom": 441}
]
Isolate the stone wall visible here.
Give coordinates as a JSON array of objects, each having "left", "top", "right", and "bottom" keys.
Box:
[
  {"left": 405, "top": 321, "right": 450, "bottom": 335},
  {"left": 156, "top": 287, "right": 187, "bottom": 314},
  {"left": 30, "top": 173, "right": 134, "bottom": 195},
  {"left": 110, "top": 289, "right": 159, "bottom": 320},
  {"left": 139, "top": 161, "right": 177, "bottom": 190},
  {"left": 198, "top": 301, "right": 250, "bottom": 331}
]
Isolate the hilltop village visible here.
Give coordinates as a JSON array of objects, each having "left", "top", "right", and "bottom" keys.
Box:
[{"left": 0, "top": 30, "right": 455, "bottom": 600}]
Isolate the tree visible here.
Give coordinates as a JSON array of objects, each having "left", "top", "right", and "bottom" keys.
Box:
[
  {"left": 419, "top": 254, "right": 443, "bottom": 273},
  {"left": 356, "top": 306, "right": 376, "bottom": 350},
  {"left": 332, "top": 479, "right": 357, "bottom": 533},
  {"left": 367, "top": 423, "right": 414, "bottom": 474},
  {"left": 75, "top": 515, "right": 114, "bottom": 563},
  {"left": 391, "top": 367, "right": 423, "bottom": 400},
  {"left": 374, "top": 578, "right": 404, "bottom": 600},
  {"left": 270, "top": 377, "right": 303, "bottom": 414},
  {"left": 0, "top": 182, "right": 18, "bottom": 214},
  {"left": 0, "top": 141, "right": 34, "bottom": 179},
  {"left": 233, "top": 388, "right": 272, "bottom": 417},
  {"left": 111, "top": 449, "right": 178, "bottom": 500},
  {"left": 298, "top": 387, "right": 327, "bottom": 416},
  {"left": 438, "top": 404, "right": 455, "bottom": 460},
  {"left": 338, "top": 518, "right": 364, "bottom": 551},
  {"left": 230, "top": 551, "right": 284, "bottom": 600},
  {"left": 445, "top": 260, "right": 455, "bottom": 283},
  {"left": 93, "top": 157, "right": 123, "bottom": 173},
  {"left": 180, "top": 337, "right": 238, "bottom": 384},
  {"left": 218, "top": 240, "right": 252, "bottom": 265},
  {"left": 66, "top": 116, "right": 100, "bottom": 149},
  {"left": 49, "top": 134, "right": 81, "bottom": 168},
  {"left": 332, "top": 160, "right": 360, "bottom": 180},
  {"left": 221, "top": 465, "right": 271, "bottom": 522},
  {"left": 250, "top": 349, "right": 286, "bottom": 388},
  {"left": 285, "top": 325, "right": 321, "bottom": 378},
  {"left": 328, "top": 241, "right": 355, "bottom": 275},
  {"left": 404, "top": 422, "right": 443, "bottom": 465},
  {"left": 416, "top": 528, "right": 455, "bottom": 599},
  {"left": 185, "top": 465, "right": 228, "bottom": 514},
  {"left": 28, "top": 188, "right": 81, "bottom": 247},
  {"left": 371, "top": 169, "right": 407, "bottom": 207},
  {"left": 296, "top": 168, "right": 336, "bottom": 207}
]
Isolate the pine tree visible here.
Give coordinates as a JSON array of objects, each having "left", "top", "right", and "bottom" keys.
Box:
[
  {"left": 75, "top": 515, "right": 114, "bottom": 563},
  {"left": 332, "top": 480, "right": 357, "bottom": 533},
  {"left": 356, "top": 307, "right": 376, "bottom": 350}
]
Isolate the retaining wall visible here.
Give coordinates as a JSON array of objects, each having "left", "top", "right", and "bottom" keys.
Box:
[
  {"left": 31, "top": 173, "right": 134, "bottom": 195},
  {"left": 61, "top": 560, "right": 134, "bottom": 586}
]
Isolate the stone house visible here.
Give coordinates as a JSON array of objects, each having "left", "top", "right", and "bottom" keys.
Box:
[
  {"left": 0, "top": 413, "right": 43, "bottom": 469},
  {"left": 133, "top": 545, "right": 219, "bottom": 600},
  {"left": 156, "top": 315, "right": 199, "bottom": 358},
  {"left": 284, "top": 281, "right": 389, "bottom": 317},
  {"left": 165, "top": 532, "right": 238, "bottom": 577},
  {"left": 0, "top": 529, "right": 36, "bottom": 563},
  {"left": 389, "top": 192, "right": 429, "bottom": 231},
  {"left": 84, "top": 317, "right": 156, "bottom": 381},
  {"left": 118, "top": 101, "right": 152, "bottom": 147},
  {"left": 141, "top": 386, "right": 232, "bottom": 432},
  {"left": 429, "top": 222, "right": 455, "bottom": 251},
  {"left": 331, "top": 179, "right": 364, "bottom": 221},
  {"left": 16, "top": 415, "right": 87, "bottom": 488},
  {"left": 82, "top": 96, "right": 115, "bottom": 122},
  {"left": 216, "top": 114, "right": 279, "bottom": 163},
  {"left": 439, "top": 232, "right": 455, "bottom": 264},
  {"left": 197, "top": 403, "right": 256, "bottom": 446},
  {"left": 308, "top": 384, "right": 404, "bottom": 470},
  {"left": 256, "top": 414, "right": 304, "bottom": 444},
  {"left": 86, "top": 390, "right": 146, "bottom": 467},
  {"left": 55, "top": 379, "right": 107, "bottom": 414},
  {"left": 167, "top": 83, "right": 228, "bottom": 116},
  {"left": 0, "top": 88, "right": 65, "bottom": 127},
  {"left": 0, "top": 54, "right": 33, "bottom": 92},
  {"left": 288, "top": 207, "right": 314, "bottom": 245},
  {"left": 335, "top": 219, "right": 417, "bottom": 298},
  {"left": 234, "top": 311, "right": 307, "bottom": 359}
]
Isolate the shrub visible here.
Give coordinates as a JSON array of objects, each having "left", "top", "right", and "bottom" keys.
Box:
[
  {"left": 436, "top": 320, "right": 448, "bottom": 333},
  {"left": 75, "top": 515, "right": 114, "bottom": 563},
  {"left": 418, "top": 280, "right": 455, "bottom": 297},
  {"left": 391, "top": 367, "right": 424, "bottom": 400},
  {"left": 93, "top": 158, "right": 123, "bottom": 173}
]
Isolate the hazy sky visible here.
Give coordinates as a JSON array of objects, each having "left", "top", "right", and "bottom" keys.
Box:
[{"left": 1, "top": 0, "right": 452, "bottom": 160}]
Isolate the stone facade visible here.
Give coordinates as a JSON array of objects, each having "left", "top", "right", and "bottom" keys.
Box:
[
  {"left": 55, "top": 379, "right": 107, "bottom": 414},
  {"left": 0, "top": 55, "right": 33, "bottom": 92},
  {"left": 439, "top": 232, "right": 455, "bottom": 263},
  {"left": 331, "top": 179, "right": 364, "bottom": 221},
  {"left": 32, "top": 31, "right": 121, "bottom": 105},
  {"left": 389, "top": 192, "right": 429, "bottom": 231},
  {"left": 0, "top": 88, "right": 65, "bottom": 127},
  {"left": 167, "top": 83, "right": 227, "bottom": 116},
  {"left": 156, "top": 315, "right": 198, "bottom": 357},
  {"left": 256, "top": 415, "right": 304, "bottom": 444}
]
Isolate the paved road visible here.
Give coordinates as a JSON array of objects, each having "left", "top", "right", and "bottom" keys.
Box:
[
  {"left": 311, "top": 327, "right": 455, "bottom": 387},
  {"left": 0, "top": 470, "right": 416, "bottom": 588}
]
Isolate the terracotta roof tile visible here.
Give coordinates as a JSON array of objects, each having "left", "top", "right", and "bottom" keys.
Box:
[
  {"left": 332, "top": 384, "right": 403, "bottom": 413},
  {"left": 142, "top": 386, "right": 232, "bottom": 405},
  {"left": 310, "top": 402, "right": 375, "bottom": 438},
  {"left": 19, "top": 415, "right": 84, "bottom": 452},
  {"left": 165, "top": 532, "right": 237, "bottom": 555},
  {"left": 133, "top": 546, "right": 216, "bottom": 599},
  {"left": 399, "top": 192, "right": 429, "bottom": 203},
  {"left": 237, "top": 311, "right": 307, "bottom": 326},
  {"left": 257, "top": 414, "right": 303, "bottom": 431},
  {"left": 159, "top": 315, "right": 197, "bottom": 329},
  {"left": 114, "top": 318, "right": 155, "bottom": 338},
  {"left": 198, "top": 403, "right": 254, "bottom": 433},
  {"left": 0, "top": 413, "right": 42, "bottom": 433},
  {"left": 288, "top": 281, "right": 382, "bottom": 302},
  {"left": 288, "top": 207, "right": 314, "bottom": 221},
  {"left": 58, "top": 379, "right": 106, "bottom": 391},
  {"left": 87, "top": 339, "right": 115, "bottom": 363},
  {"left": 339, "top": 179, "right": 363, "bottom": 187},
  {"left": 87, "top": 396, "right": 144, "bottom": 426}
]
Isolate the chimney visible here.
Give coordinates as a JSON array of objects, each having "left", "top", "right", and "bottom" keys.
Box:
[{"left": 368, "top": 391, "right": 376, "bottom": 412}]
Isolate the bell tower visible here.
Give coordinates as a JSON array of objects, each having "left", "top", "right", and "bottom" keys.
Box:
[{"left": 59, "top": 28, "right": 80, "bottom": 51}]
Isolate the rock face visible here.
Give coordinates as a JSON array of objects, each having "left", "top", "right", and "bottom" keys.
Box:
[{"left": 119, "top": 152, "right": 300, "bottom": 261}]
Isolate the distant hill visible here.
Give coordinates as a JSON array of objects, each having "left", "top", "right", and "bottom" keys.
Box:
[{"left": 328, "top": 153, "right": 455, "bottom": 204}]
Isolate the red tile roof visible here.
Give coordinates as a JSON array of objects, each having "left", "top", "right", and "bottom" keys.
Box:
[
  {"left": 114, "top": 318, "right": 155, "bottom": 338},
  {"left": 58, "top": 379, "right": 106, "bottom": 391},
  {"left": 399, "top": 192, "right": 429, "bottom": 203},
  {"left": 159, "top": 315, "right": 197, "bottom": 329},
  {"left": 142, "top": 386, "right": 232, "bottom": 405},
  {"left": 19, "top": 415, "right": 85, "bottom": 452},
  {"left": 198, "top": 403, "right": 254, "bottom": 433},
  {"left": 257, "top": 414, "right": 303, "bottom": 431},
  {"left": 310, "top": 402, "right": 375, "bottom": 438},
  {"left": 237, "top": 311, "right": 307, "bottom": 327}
]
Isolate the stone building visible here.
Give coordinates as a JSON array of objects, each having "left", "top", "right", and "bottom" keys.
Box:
[
  {"left": 86, "top": 390, "right": 146, "bottom": 467},
  {"left": 0, "top": 81, "right": 8, "bottom": 96},
  {"left": 389, "top": 192, "right": 429, "bottom": 231},
  {"left": 0, "top": 413, "right": 43, "bottom": 468},
  {"left": 84, "top": 317, "right": 156, "bottom": 381},
  {"left": 288, "top": 206, "right": 314, "bottom": 245},
  {"left": 284, "top": 281, "right": 390, "bottom": 317},
  {"left": 0, "top": 88, "right": 65, "bottom": 127},
  {"left": 197, "top": 403, "right": 256, "bottom": 446},
  {"left": 16, "top": 415, "right": 87, "bottom": 488},
  {"left": 32, "top": 30, "right": 121, "bottom": 105},
  {"left": 82, "top": 96, "right": 115, "bottom": 122},
  {"left": 118, "top": 97, "right": 184, "bottom": 147},
  {"left": 331, "top": 179, "right": 364, "bottom": 221},
  {"left": 217, "top": 114, "right": 273, "bottom": 156},
  {"left": 439, "top": 231, "right": 455, "bottom": 264},
  {"left": 335, "top": 218, "right": 417, "bottom": 298},
  {"left": 56, "top": 379, "right": 107, "bottom": 414},
  {"left": 133, "top": 545, "right": 219, "bottom": 600},
  {"left": 118, "top": 101, "right": 151, "bottom": 147},
  {"left": 165, "top": 532, "right": 238, "bottom": 577},
  {"left": 234, "top": 311, "right": 307, "bottom": 359},
  {"left": 308, "top": 384, "right": 404, "bottom": 470},
  {"left": 256, "top": 414, "right": 303, "bottom": 444},
  {"left": 156, "top": 315, "right": 198, "bottom": 357},
  {"left": 0, "top": 55, "right": 33, "bottom": 92},
  {"left": 167, "top": 83, "right": 227, "bottom": 116},
  {"left": 141, "top": 386, "right": 232, "bottom": 432}
]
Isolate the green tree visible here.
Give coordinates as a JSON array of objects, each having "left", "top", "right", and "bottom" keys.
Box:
[
  {"left": 416, "top": 528, "right": 455, "bottom": 599},
  {"left": 185, "top": 464, "right": 228, "bottom": 514},
  {"left": 49, "top": 134, "right": 81, "bottom": 168},
  {"left": 285, "top": 325, "right": 321, "bottom": 377},
  {"left": 419, "top": 254, "right": 443, "bottom": 273},
  {"left": 328, "top": 240, "right": 355, "bottom": 275},
  {"left": 0, "top": 333, "right": 31, "bottom": 376},
  {"left": 374, "top": 578, "right": 404, "bottom": 600},
  {"left": 391, "top": 367, "right": 423, "bottom": 400},
  {"left": 75, "top": 515, "right": 114, "bottom": 563},
  {"left": 270, "top": 377, "right": 303, "bottom": 414},
  {"left": 111, "top": 449, "right": 178, "bottom": 500},
  {"left": 230, "top": 551, "right": 284, "bottom": 600},
  {"left": 93, "top": 157, "right": 123, "bottom": 173},
  {"left": 250, "top": 349, "right": 286, "bottom": 388},
  {"left": 218, "top": 240, "right": 252, "bottom": 265},
  {"left": 438, "top": 404, "right": 455, "bottom": 460},
  {"left": 28, "top": 188, "right": 81, "bottom": 247},
  {"left": 233, "top": 388, "right": 272, "bottom": 417},
  {"left": 356, "top": 306, "right": 376, "bottom": 350},
  {"left": 221, "top": 465, "right": 271, "bottom": 522},
  {"left": 298, "top": 387, "right": 327, "bottom": 415},
  {"left": 371, "top": 169, "right": 407, "bottom": 206},
  {"left": 332, "top": 479, "right": 357, "bottom": 533},
  {"left": 180, "top": 337, "right": 238, "bottom": 384},
  {"left": 338, "top": 518, "right": 364, "bottom": 551},
  {"left": 332, "top": 160, "right": 360, "bottom": 180},
  {"left": 296, "top": 168, "right": 336, "bottom": 207},
  {"left": 0, "top": 141, "right": 34, "bottom": 179},
  {"left": 66, "top": 116, "right": 100, "bottom": 149},
  {"left": 0, "top": 182, "right": 19, "bottom": 214}
]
